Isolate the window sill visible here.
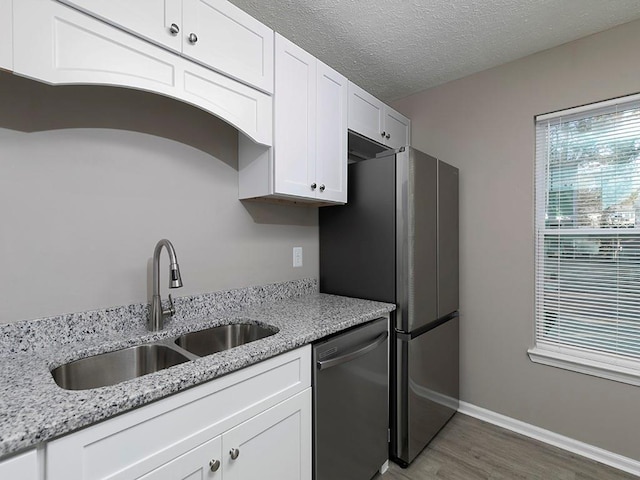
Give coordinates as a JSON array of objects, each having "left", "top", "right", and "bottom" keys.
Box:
[{"left": 528, "top": 346, "right": 640, "bottom": 387}]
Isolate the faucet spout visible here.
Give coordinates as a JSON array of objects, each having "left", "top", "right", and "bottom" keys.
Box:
[{"left": 149, "top": 239, "right": 183, "bottom": 331}]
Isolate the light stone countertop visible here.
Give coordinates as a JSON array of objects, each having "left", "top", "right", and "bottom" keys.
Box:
[{"left": 0, "top": 279, "right": 395, "bottom": 459}]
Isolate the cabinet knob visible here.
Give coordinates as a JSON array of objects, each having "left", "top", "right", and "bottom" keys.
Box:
[
  {"left": 310, "top": 183, "right": 317, "bottom": 190},
  {"left": 169, "top": 23, "right": 180, "bottom": 36},
  {"left": 386, "top": 133, "right": 391, "bottom": 139},
  {"left": 188, "top": 33, "right": 198, "bottom": 44},
  {"left": 319, "top": 184, "right": 325, "bottom": 192},
  {"left": 229, "top": 448, "right": 240, "bottom": 460},
  {"left": 209, "top": 459, "right": 221, "bottom": 472},
  {"left": 381, "top": 131, "right": 386, "bottom": 137}
]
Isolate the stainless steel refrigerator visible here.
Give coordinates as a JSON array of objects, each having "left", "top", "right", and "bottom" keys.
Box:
[{"left": 319, "top": 142, "right": 459, "bottom": 468}]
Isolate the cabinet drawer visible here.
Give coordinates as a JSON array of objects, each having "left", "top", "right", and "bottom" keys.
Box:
[{"left": 46, "top": 346, "right": 310, "bottom": 480}]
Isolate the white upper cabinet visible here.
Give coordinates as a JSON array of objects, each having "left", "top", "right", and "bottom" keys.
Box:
[
  {"left": 348, "top": 82, "right": 385, "bottom": 143},
  {"left": 182, "top": 0, "right": 274, "bottom": 94},
  {"left": 315, "top": 60, "right": 348, "bottom": 203},
  {"left": 0, "top": 0, "right": 12, "bottom": 70},
  {"left": 14, "top": 0, "right": 272, "bottom": 145},
  {"left": 348, "top": 81, "right": 410, "bottom": 149},
  {"left": 383, "top": 105, "right": 411, "bottom": 149},
  {"left": 58, "top": 0, "right": 274, "bottom": 93},
  {"left": 58, "top": 0, "right": 183, "bottom": 51},
  {"left": 239, "top": 34, "right": 347, "bottom": 204},
  {"left": 273, "top": 34, "right": 317, "bottom": 199}
]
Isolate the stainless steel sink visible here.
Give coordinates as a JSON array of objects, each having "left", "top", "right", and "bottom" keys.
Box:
[
  {"left": 51, "top": 344, "right": 190, "bottom": 390},
  {"left": 51, "top": 323, "right": 278, "bottom": 390},
  {"left": 175, "top": 323, "right": 278, "bottom": 357}
]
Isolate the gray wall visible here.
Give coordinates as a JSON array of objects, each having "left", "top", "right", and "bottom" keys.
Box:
[
  {"left": 0, "top": 72, "right": 318, "bottom": 324},
  {"left": 393, "top": 20, "right": 640, "bottom": 460}
]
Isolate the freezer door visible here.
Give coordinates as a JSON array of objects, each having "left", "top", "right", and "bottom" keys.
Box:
[
  {"left": 396, "top": 148, "right": 438, "bottom": 332},
  {"left": 393, "top": 316, "right": 459, "bottom": 465},
  {"left": 438, "top": 160, "right": 459, "bottom": 317}
]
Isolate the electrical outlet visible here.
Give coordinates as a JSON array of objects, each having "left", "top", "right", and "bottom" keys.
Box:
[{"left": 293, "top": 247, "right": 303, "bottom": 267}]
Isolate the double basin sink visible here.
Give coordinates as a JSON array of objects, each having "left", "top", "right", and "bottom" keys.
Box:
[{"left": 51, "top": 323, "right": 278, "bottom": 391}]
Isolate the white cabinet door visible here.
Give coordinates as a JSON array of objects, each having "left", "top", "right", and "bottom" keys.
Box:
[
  {"left": 223, "top": 389, "right": 312, "bottom": 480},
  {"left": 384, "top": 105, "right": 411, "bottom": 149},
  {"left": 58, "top": 0, "right": 183, "bottom": 52},
  {"left": 138, "top": 436, "right": 222, "bottom": 480},
  {"left": 13, "top": 0, "right": 272, "bottom": 146},
  {"left": 348, "top": 82, "right": 385, "bottom": 144},
  {"left": 182, "top": 0, "right": 274, "bottom": 93},
  {"left": 348, "top": 81, "right": 411, "bottom": 148},
  {"left": 0, "top": 449, "right": 39, "bottom": 480},
  {"left": 316, "top": 60, "right": 347, "bottom": 203},
  {"left": 0, "top": 0, "right": 12, "bottom": 70},
  {"left": 15, "top": 0, "right": 178, "bottom": 90},
  {"left": 273, "top": 34, "right": 317, "bottom": 199}
]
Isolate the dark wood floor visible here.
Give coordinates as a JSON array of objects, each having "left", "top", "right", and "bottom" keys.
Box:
[{"left": 379, "top": 414, "right": 638, "bottom": 480}]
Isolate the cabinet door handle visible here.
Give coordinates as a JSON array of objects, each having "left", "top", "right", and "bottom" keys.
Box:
[
  {"left": 317, "top": 331, "right": 388, "bottom": 370},
  {"left": 381, "top": 131, "right": 386, "bottom": 137},
  {"left": 230, "top": 448, "right": 240, "bottom": 460},
  {"left": 386, "top": 133, "right": 391, "bottom": 139},
  {"left": 169, "top": 23, "right": 180, "bottom": 36},
  {"left": 188, "top": 33, "right": 198, "bottom": 44},
  {"left": 319, "top": 184, "right": 325, "bottom": 192},
  {"left": 209, "top": 459, "right": 221, "bottom": 472},
  {"left": 310, "top": 183, "right": 317, "bottom": 191}
]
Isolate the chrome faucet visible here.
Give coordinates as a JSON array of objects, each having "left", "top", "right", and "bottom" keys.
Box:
[{"left": 149, "top": 239, "right": 183, "bottom": 331}]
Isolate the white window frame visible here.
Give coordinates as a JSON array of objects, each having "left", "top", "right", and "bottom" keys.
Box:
[{"left": 528, "top": 92, "right": 640, "bottom": 386}]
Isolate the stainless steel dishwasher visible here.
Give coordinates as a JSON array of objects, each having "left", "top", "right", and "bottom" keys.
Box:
[{"left": 313, "top": 317, "right": 389, "bottom": 480}]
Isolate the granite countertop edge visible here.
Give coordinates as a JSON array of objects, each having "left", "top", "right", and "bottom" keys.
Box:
[{"left": 0, "top": 290, "right": 395, "bottom": 459}]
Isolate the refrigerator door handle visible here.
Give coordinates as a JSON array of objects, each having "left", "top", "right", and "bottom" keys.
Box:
[{"left": 317, "top": 331, "right": 388, "bottom": 370}]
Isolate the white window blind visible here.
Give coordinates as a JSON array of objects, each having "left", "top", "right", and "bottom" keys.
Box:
[{"left": 533, "top": 95, "right": 640, "bottom": 381}]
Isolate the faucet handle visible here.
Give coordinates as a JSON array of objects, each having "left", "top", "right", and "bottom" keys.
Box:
[{"left": 163, "top": 294, "right": 176, "bottom": 317}]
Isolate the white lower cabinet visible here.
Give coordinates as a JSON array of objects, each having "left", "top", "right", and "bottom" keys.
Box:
[
  {"left": 223, "top": 389, "right": 311, "bottom": 480},
  {"left": 0, "top": 449, "right": 39, "bottom": 480},
  {"left": 138, "top": 390, "right": 311, "bottom": 480},
  {"left": 58, "top": 0, "right": 274, "bottom": 94},
  {"left": 46, "top": 346, "right": 311, "bottom": 480},
  {"left": 138, "top": 435, "right": 222, "bottom": 480}
]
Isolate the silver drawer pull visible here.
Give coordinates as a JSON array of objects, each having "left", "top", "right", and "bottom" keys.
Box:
[
  {"left": 169, "top": 23, "right": 180, "bottom": 36},
  {"left": 209, "top": 459, "right": 220, "bottom": 472},
  {"left": 229, "top": 448, "right": 240, "bottom": 460}
]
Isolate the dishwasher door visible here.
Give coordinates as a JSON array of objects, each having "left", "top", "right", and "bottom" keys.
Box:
[{"left": 312, "top": 317, "right": 389, "bottom": 480}]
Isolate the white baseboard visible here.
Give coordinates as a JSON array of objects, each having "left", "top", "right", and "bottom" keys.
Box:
[{"left": 458, "top": 401, "right": 640, "bottom": 477}]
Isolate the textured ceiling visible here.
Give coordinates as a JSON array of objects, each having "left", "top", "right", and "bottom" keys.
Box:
[{"left": 227, "top": 0, "right": 640, "bottom": 102}]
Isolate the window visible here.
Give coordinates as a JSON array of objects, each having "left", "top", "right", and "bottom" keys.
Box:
[{"left": 529, "top": 94, "right": 640, "bottom": 385}]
